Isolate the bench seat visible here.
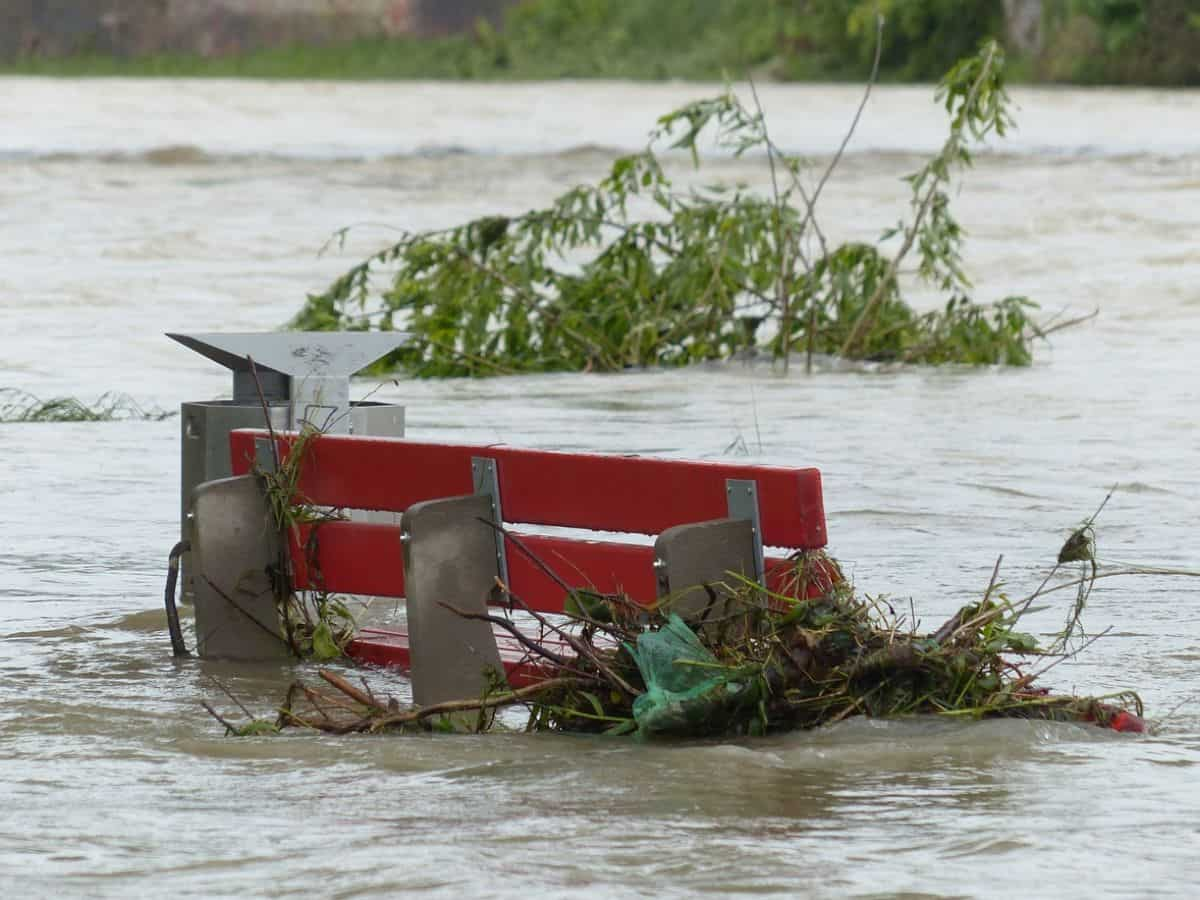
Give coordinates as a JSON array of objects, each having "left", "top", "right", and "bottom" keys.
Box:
[{"left": 349, "top": 624, "right": 573, "bottom": 687}]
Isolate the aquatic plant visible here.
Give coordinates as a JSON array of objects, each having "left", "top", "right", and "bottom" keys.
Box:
[
  {"left": 293, "top": 39, "right": 1063, "bottom": 376},
  {"left": 254, "top": 422, "right": 357, "bottom": 662},
  {"left": 0, "top": 388, "right": 173, "bottom": 423}
]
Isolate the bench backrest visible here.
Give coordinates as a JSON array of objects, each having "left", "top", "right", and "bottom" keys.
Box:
[{"left": 229, "top": 429, "right": 828, "bottom": 612}]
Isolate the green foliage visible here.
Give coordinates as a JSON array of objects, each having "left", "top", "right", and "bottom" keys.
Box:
[
  {"left": 1039, "top": 1, "right": 1200, "bottom": 85},
  {"left": 777, "top": 0, "right": 1005, "bottom": 81},
  {"left": 258, "top": 426, "right": 357, "bottom": 660},
  {"left": 6, "top": 0, "right": 1195, "bottom": 86},
  {"left": 1, "top": 0, "right": 790, "bottom": 82},
  {"left": 491, "top": 0, "right": 787, "bottom": 79},
  {"left": 1074, "top": 0, "right": 1147, "bottom": 51},
  {"left": 295, "top": 42, "right": 1044, "bottom": 376},
  {"left": 520, "top": 549, "right": 1144, "bottom": 739},
  {"left": 301, "top": 598, "right": 356, "bottom": 661},
  {"left": 230, "top": 719, "right": 281, "bottom": 737}
]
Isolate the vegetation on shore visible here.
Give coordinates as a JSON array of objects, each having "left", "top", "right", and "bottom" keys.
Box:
[
  {"left": 4, "top": 1, "right": 1196, "bottom": 86},
  {"left": 294, "top": 40, "right": 1067, "bottom": 376}
]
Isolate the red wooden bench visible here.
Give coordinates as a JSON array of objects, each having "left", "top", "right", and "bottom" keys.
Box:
[{"left": 228, "top": 429, "right": 831, "bottom": 690}]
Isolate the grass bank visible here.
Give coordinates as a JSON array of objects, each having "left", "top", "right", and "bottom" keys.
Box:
[{"left": 3, "top": 0, "right": 1196, "bottom": 86}]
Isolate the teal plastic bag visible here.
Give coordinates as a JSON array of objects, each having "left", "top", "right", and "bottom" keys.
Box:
[{"left": 625, "top": 614, "right": 748, "bottom": 737}]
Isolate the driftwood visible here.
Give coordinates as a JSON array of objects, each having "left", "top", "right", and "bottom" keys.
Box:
[{"left": 274, "top": 672, "right": 594, "bottom": 735}]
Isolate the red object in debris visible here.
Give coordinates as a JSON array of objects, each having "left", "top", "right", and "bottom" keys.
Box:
[{"left": 1107, "top": 710, "right": 1146, "bottom": 734}]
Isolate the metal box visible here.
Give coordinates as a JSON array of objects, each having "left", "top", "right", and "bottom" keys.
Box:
[{"left": 170, "top": 332, "right": 409, "bottom": 604}]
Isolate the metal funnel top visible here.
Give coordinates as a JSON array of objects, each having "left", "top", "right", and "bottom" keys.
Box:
[{"left": 167, "top": 332, "right": 410, "bottom": 378}]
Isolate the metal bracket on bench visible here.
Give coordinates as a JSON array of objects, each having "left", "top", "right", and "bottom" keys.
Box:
[
  {"left": 726, "top": 478, "right": 766, "bottom": 586},
  {"left": 254, "top": 436, "right": 277, "bottom": 475},
  {"left": 472, "top": 456, "right": 510, "bottom": 591}
]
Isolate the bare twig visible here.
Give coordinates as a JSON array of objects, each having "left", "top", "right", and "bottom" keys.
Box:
[
  {"left": 246, "top": 355, "right": 281, "bottom": 473},
  {"left": 475, "top": 521, "right": 643, "bottom": 695},
  {"left": 1022, "top": 566, "right": 1200, "bottom": 608},
  {"left": 1085, "top": 485, "right": 1116, "bottom": 529},
  {"left": 200, "top": 701, "right": 240, "bottom": 735},
  {"left": 797, "top": 12, "right": 884, "bottom": 249},
  {"left": 983, "top": 554, "right": 1004, "bottom": 605},
  {"left": 1034, "top": 307, "right": 1099, "bottom": 338},
  {"left": 209, "top": 677, "right": 256, "bottom": 721},
  {"left": 319, "top": 670, "right": 379, "bottom": 708},
  {"left": 368, "top": 677, "right": 593, "bottom": 731},
  {"left": 747, "top": 75, "right": 792, "bottom": 373},
  {"left": 1033, "top": 626, "right": 1114, "bottom": 680},
  {"left": 197, "top": 575, "right": 292, "bottom": 651},
  {"left": 434, "top": 601, "right": 582, "bottom": 671},
  {"left": 839, "top": 42, "right": 999, "bottom": 358}
]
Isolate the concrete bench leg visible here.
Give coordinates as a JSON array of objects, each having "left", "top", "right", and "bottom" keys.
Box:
[
  {"left": 190, "top": 474, "right": 289, "bottom": 661},
  {"left": 402, "top": 494, "right": 505, "bottom": 715},
  {"left": 654, "top": 518, "right": 759, "bottom": 633}
]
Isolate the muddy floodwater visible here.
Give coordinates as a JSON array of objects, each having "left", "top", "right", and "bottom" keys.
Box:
[{"left": 1, "top": 78, "right": 1199, "bottom": 898}]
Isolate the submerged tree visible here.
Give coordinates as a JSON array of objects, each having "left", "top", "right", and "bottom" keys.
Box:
[{"left": 294, "top": 37, "right": 1056, "bottom": 377}]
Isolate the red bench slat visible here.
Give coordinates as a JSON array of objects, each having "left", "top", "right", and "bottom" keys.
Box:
[
  {"left": 292, "top": 520, "right": 827, "bottom": 610},
  {"left": 290, "top": 521, "right": 660, "bottom": 612},
  {"left": 348, "top": 626, "right": 561, "bottom": 687},
  {"left": 290, "top": 522, "right": 403, "bottom": 597},
  {"left": 232, "top": 429, "right": 835, "bottom": 681},
  {"left": 230, "top": 430, "right": 827, "bottom": 550}
]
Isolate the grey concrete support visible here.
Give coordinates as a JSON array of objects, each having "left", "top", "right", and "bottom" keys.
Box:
[
  {"left": 401, "top": 494, "right": 504, "bottom": 713},
  {"left": 653, "top": 518, "right": 758, "bottom": 630},
  {"left": 189, "top": 474, "right": 289, "bottom": 661},
  {"left": 180, "top": 400, "right": 289, "bottom": 603}
]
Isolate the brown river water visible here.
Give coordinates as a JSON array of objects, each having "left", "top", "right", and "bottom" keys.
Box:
[{"left": 1, "top": 78, "right": 1199, "bottom": 898}]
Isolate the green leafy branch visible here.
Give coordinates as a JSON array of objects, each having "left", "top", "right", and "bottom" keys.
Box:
[{"left": 293, "top": 39, "right": 1065, "bottom": 377}]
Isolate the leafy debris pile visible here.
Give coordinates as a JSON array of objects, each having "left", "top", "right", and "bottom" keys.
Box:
[{"left": 263, "top": 541, "right": 1145, "bottom": 739}]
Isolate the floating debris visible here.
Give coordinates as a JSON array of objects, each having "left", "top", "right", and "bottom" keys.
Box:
[
  {"left": 0, "top": 388, "right": 173, "bottom": 423},
  {"left": 266, "top": 548, "right": 1150, "bottom": 740}
]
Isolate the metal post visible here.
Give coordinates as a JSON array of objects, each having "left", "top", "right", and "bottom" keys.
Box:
[{"left": 725, "top": 478, "right": 766, "bottom": 586}]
